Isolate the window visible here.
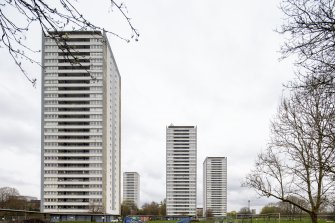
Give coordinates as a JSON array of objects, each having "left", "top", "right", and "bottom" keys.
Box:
[
  {"left": 91, "top": 45, "right": 102, "bottom": 49},
  {"left": 45, "top": 67, "right": 58, "bottom": 71},
  {"left": 91, "top": 52, "right": 102, "bottom": 56},
  {"left": 45, "top": 45, "right": 58, "bottom": 50},
  {"left": 45, "top": 59, "right": 58, "bottom": 64},
  {"left": 45, "top": 52, "right": 57, "bottom": 56}
]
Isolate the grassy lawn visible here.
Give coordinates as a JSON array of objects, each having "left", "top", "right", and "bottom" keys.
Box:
[
  {"left": 148, "top": 221, "right": 178, "bottom": 223},
  {"left": 146, "top": 218, "right": 335, "bottom": 223},
  {"left": 57, "top": 217, "right": 335, "bottom": 223}
]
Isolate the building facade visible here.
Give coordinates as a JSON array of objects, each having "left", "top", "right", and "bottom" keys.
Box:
[
  {"left": 166, "top": 125, "right": 197, "bottom": 216},
  {"left": 203, "top": 157, "right": 227, "bottom": 217},
  {"left": 41, "top": 31, "right": 121, "bottom": 215},
  {"left": 123, "top": 172, "right": 140, "bottom": 208}
]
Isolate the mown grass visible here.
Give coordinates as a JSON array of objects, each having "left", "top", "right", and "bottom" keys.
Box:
[
  {"left": 147, "top": 218, "right": 335, "bottom": 223},
  {"left": 210, "top": 218, "right": 334, "bottom": 223},
  {"left": 58, "top": 217, "right": 335, "bottom": 223}
]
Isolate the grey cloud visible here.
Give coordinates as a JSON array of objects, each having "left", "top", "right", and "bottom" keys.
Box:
[
  {"left": 0, "top": 0, "right": 295, "bottom": 212},
  {"left": 0, "top": 119, "right": 40, "bottom": 154}
]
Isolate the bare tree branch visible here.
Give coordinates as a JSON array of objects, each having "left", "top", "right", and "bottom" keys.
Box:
[
  {"left": 0, "top": 0, "right": 139, "bottom": 86},
  {"left": 244, "top": 85, "right": 335, "bottom": 223},
  {"left": 278, "top": 0, "right": 335, "bottom": 91}
]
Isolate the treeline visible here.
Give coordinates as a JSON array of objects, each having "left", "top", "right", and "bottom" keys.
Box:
[
  {"left": 260, "top": 196, "right": 335, "bottom": 215},
  {"left": 121, "top": 200, "right": 166, "bottom": 217},
  {"left": 0, "top": 187, "right": 39, "bottom": 211}
]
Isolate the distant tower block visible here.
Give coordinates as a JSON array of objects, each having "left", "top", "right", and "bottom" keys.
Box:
[
  {"left": 203, "top": 157, "right": 227, "bottom": 217},
  {"left": 166, "top": 125, "right": 197, "bottom": 217},
  {"left": 123, "top": 172, "right": 140, "bottom": 208}
]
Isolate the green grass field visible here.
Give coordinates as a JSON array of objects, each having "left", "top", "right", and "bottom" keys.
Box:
[
  {"left": 146, "top": 218, "right": 335, "bottom": 223},
  {"left": 42, "top": 217, "right": 335, "bottom": 223},
  {"left": 54, "top": 220, "right": 335, "bottom": 223}
]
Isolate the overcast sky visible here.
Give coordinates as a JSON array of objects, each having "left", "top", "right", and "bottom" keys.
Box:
[{"left": 0, "top": 0, "right": 296, "bottom": 213}]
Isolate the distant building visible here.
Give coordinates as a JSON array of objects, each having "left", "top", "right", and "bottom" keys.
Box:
[
  {"left": 41, "top": 31, "right": 121, "bottom": 217},
  {"left": 203, "top": 157, "right": 227, "bottom": 217},
  {"left": 17, "top": 196, "right": 38, "bottom": 201},
  {"left": 123, "top": 172, "right": 140, "bottom": 208},
  {"left": 166, "top": 125, "right": 197, "bottom": 216}
]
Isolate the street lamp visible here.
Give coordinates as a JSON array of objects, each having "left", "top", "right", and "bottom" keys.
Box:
[{"left": 248, "top": 200, "right": 250, "bottom": 213}]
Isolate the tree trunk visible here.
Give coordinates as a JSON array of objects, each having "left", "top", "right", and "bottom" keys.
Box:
[{"left": 310, "top": 212, "right": 318, "bottom": 223}]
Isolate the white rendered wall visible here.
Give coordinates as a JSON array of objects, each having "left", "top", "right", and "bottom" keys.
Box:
[
  {"left": 41, "top": 31, "right": 120, "bottom": 215},
  {"left": 203, "top": 157, "right": 227, "bottom": 217},
  {"left": 166, "top": 125, "right": 197, "bottom": 216},
  {"left": 123, "top": 172, "right": 140, "bottom": 208}
]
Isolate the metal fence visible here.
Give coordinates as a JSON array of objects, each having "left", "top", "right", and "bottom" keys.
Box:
[
  {"left": 231, "top": 214, "right": 335, "bottom": 223},
  {"left": 0, "top": 209, "right": 49, "bottom": 223}
]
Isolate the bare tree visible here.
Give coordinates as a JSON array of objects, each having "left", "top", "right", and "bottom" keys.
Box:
[
  {"left": 238, "top": 207, "right": 251, "bottom": 215},
  {"left": 244, "top": 85, "right": 335, "bottom": 223},
  {"left": 278, "top": 0, "right": 335, "bottom": 91},
  {"left": 0, "top": 0, "right": 139, "bottom": 86},
  {"left": 205, "top": 209, "right": 214, "bottom": 218},
  {"left": 121, "top": 200, "right": 138, "bottom": 216},
  {"left": 261, "top": 198, "right": 307, "bottom": 216},
  {"left": 0, "top": 187, "right": 19, "bottom": 203},
  {"left": 140, "top": 201, "right": 160, "bottom": 215},
  {"left": 260, "top": 203, "right": 280, "bottom": 215},
  {"left": 0, "top": 187, "right": 21, "bottom": 209},
  {"left": 159, "top": 198, "right": 166, "bottom": 216},
  {"left": 277, "top": 196, "right": 309, "bottom": 217}
]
